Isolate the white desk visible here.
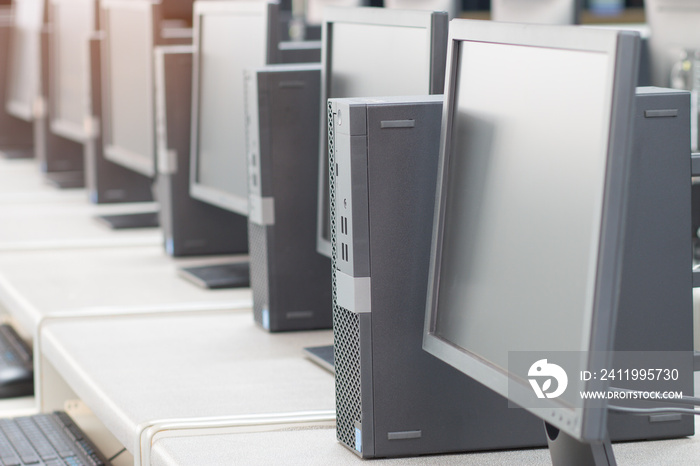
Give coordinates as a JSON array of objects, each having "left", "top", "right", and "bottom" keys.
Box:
[
  {"left": 38, "top": 312, "right": 334, "bottom": 462},
  {"left": 149, "top": 419, "right": 700, "bottom": 466},
  {"left": 0, "top": 200, "right": 161, "bottom": 251},
  {"left": 0, "top": 158, "right": 86, "bottom": 203},
  {"left": 0, "top": 245, "right": 251, "bottom": 335}
]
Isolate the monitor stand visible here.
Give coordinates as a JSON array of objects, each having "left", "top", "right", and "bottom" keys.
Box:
[
  {"left": 302, "top": 345, "right": 334, "bottom": 374},
  {"left": 178, "top": 262, "right": 250, "bottom": 289},
  {"left": 95, "top": 212, "right": 160, "bottom": 230},
  {"left": 545, "top": 423, "right": 616, "bottom": 466},
  {"left": 44, "top": 171, "right": 85, "bottom": 189}
]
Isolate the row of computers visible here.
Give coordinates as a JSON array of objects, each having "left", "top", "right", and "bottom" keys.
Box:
[{"left": 0, "top": 0, "right": 699, "bottom": 464}]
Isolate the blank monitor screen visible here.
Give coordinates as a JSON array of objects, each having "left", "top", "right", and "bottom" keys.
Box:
[
  {"left": 190, "top": 1, "right": 278, "bottom": 215},
  {"left": 49, "top": 0, "right": 96, "bottom": 142},
  {"left": 316, "top": 7, "right": 448, "bottom": 257},
  {"left": 491, "top": 0, "right": 581, "bottom": 25},
  {"left": 423, "top": 20, "right": 638, "bottom": 442},
  {"left": 102, "top": 0, "right": 155, "bottom": 177},
  {"left": 5, "top": 0, "right": 43, "bottom": 122}
]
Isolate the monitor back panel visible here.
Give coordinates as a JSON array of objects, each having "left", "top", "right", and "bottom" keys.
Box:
[{"left": 246, "top": 64, "right": 332, "bottom": 332}]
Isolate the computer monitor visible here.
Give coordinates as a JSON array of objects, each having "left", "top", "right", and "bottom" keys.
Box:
[
  {"left": 178, "top": 1, "right": 279, "bottom": 288},
  {"left": 491, "top": 0, "right": 582, "bottom": 24},
  {"left": 5, "top": 0, "right": 43, "bottom": 122},
  {"left": 189, "top": 0, "right": 280, "bottom": 216},
  {"left": 101, "top": 0, "right": 160, "bottom": 177},
  {"left": 97, "top": 0, "right": 192, "bottom": 228},
  {"left": 423, "top": 19, "right": 639, "bottom": 462},
  {"left": 48, "top": 0, "right": 96, "bottom": 143},
  {"left": 315, "top": 6, "right": 448, "bottom": 257}
]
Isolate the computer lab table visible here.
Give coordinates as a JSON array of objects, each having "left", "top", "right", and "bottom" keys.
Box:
[
  {"left": 0, "top": 157, "right": 86, "bottom": 203},
  {"left": 0, "top": 244, "right": 251, "bottom": 337},
  {"left": 0, "top": 199, "right": 162, "bottom": 251},
  {"left": 28, "top": 311, "right": 700, "bottom": 466},
  {"left": 148, "top": 415, "right": 700, "bottom": 466},
  {"left": 37, "top": 311, "right": 334, "bottom": 464}
]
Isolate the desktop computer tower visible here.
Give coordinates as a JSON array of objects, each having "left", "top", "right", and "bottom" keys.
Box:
[
  {"left": 245, "top": 64, "right": 332, "bottom": 332},
  {"left": 330, "top": 95, "right": 545, "bottom": 458},
  {"left": 84, "top": 34, "right": 154, "bottom": 204},
  {"left": 154, "top": 45, "right": 248, "bottom": 257},
  {"left": 0, "top": 9, "right": 33, "bottom": 158},
  {"left": 607, "top": 87, "right": 694, "bottom": 440},
  {"left": 330, "top": 89, "right": 693, "bottom": 458}
]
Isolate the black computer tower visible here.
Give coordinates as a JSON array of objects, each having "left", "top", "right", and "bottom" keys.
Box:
[{"left": 245, "top": 64, "right": 332, "bottom": 332}]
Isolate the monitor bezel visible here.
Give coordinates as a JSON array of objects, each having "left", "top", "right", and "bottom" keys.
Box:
[
  {"left": 315, "top": 6, "right": 449, "bottom": 258},
  {"left": 422, "top": 19, "right": 639, "bottom": 443},
  {"left": 48, "top": 0, "right": 98, "bottom": 143},
  {"left": 100, "top": 0, "right": 160, "bottom": 177},
  {"left": 188, "top": 0, "right": 280, "bottom": 215}
]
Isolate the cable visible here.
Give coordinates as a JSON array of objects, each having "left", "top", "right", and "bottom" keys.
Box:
[{"left": 108, "top": 447, "right": 127, "bottom": 462}]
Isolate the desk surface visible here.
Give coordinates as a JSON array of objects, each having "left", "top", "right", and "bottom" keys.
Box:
[
  {"left": 0, "top": 154, "right": 160, "bottom": 251},
  {"left": 39, "top": 312, "right": 334, "bottom": 456},
  {"left": 0, "top": 200, "right": 161, "bottom": 251},
  {"left": 0, "top": 158, "right": 87, "bottom": 203},
  {"left": 0, "top": 245, "right": 251, "bottom": 333},
  {"left": 150, "top": 420, "right": 700, "bottom": 466}
]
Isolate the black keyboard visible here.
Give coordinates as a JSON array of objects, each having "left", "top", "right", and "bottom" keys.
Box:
[
  {"left": 0, "top": 324, "right": 33, "bottom": 398},
  {"left": 0, "top": 411, "right": 111, "bottom": 466}
]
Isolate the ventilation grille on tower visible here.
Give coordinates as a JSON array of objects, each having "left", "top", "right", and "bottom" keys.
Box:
[
  {"left": 249, "top": 222, "right": 270, "bottom": 327},
  {"left": 329, "top": 100, "right": 363, "bottom": 450}
]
